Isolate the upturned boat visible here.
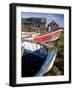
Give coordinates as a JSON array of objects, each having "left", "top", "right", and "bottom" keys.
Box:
[{"left": 22, "top": 40, "right": 57, "bottom": 77}]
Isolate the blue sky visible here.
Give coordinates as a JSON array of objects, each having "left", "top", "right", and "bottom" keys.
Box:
[{"left": 21, "top": 12, "right": 64, "bottom": 28}]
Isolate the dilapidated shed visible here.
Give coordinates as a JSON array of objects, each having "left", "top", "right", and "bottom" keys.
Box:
[{"left": 21, "top": 18, "right": 48, "bottom": 35}]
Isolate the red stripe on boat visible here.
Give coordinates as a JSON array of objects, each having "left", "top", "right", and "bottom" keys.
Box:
[{"left": 33, "top": 29, "right": 63, "bottom": 42}]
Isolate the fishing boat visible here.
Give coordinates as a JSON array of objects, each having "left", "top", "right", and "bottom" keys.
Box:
[
  {"left": 21, "top": 29, "right": 63, "bottom": 42},
  {"left": 21, "top": 40, "right": 57, "bottom": 77}
]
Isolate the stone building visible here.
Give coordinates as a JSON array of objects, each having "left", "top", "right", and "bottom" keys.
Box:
[{"left": 21, "top": 18, "right": 48, "bottom": 35}]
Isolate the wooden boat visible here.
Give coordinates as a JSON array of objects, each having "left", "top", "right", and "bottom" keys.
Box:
[
  {"left": 21, "top": 40, "right": 57, "bottom": 77},
  {"left": 21, "top": 29, "right": 63, "bottom": 42}
]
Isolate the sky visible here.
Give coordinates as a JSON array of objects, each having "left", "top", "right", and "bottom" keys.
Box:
[{"left": 21, "top": 12, "right": 64, "bottom": 28}]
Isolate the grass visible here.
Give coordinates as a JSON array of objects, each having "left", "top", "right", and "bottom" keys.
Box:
[{"left": 44, "top": 32, "right": 64, "bottom": 76}]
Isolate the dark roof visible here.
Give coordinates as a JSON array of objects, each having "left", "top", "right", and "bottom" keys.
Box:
[{"left": 22, "top": 18, "right": 46, "bottom": 24}]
